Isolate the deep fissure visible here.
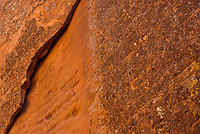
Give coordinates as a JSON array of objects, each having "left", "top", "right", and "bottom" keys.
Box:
[{"left": 6, "top": 0, "right": 81, "bottom": 133}]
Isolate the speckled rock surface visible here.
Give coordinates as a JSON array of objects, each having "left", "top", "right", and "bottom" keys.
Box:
[
  {"left": 0, "top": 0, "right": 80, "bottom": 133},
  {"left": 1, "top": 0, "right": 200, "bottom": 133},
  {"left": 89, "top": 0, "right": 200, "bottom": 133}
]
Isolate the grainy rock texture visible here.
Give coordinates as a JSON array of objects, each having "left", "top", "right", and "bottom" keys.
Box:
[
  {"left": 0, "top": 0, "right": 80, "bottom": 133},
  {"left": 9, "top": 1, "right": 99, "bottom": 133},
  {"left": 0, "top": 0, "right": 200, "bottom": 134},
  {"left": 89, "top": 0, "right": 200, "bottom": 133}
]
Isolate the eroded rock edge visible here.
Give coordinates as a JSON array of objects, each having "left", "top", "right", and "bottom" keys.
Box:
[{"left": 5, "top": 0, "right": 81, "bottom": 133}]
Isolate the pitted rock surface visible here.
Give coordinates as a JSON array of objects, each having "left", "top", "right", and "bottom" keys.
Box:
[
  {"left": 0, "top": 0, "right": 80, "bottom": 133},
  {"left": 89, "top": 0, "right": 200, "bottom": 133},
  {"left": 0, "top": 0, "right": 200, "bottom": 133}
]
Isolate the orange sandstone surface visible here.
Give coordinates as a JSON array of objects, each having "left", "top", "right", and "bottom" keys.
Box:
[
  {"left": 9, "top": 0, "right": 100, "bottom": 133},
  {"left": 0, "top": 0, "right": 200, "bottom": 134},
  {"left": 0, "top": 0, "right": 80, "bottom": 133}
]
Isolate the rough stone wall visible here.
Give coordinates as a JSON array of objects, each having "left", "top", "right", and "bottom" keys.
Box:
[
  {"left": 89, "top": 0, "right": 200, "bottom": 133},
  {"left": 0, "top": 0, "right": 80, "bottom": 133},
  {"left": 0, "top": 0, "right": 200, "bottom": 134},
  {"left": 9, "top": 1, "right": 99, "bottom": 133}
]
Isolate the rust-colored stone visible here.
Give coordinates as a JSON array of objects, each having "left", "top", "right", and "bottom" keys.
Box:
[
  {"left": 9, "top": 0, "right": 100, "bottom": 133},
  {"left": 0, "top": 0, "right": 80, "bottom": 133},
  {"left": 1, "top": 0, "right": 200, "bottom": 133},
  {"left": 89, "top": 0, "right": 200, "bottom": 133}
]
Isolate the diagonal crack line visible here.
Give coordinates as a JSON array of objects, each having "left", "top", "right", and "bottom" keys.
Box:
[{"left": 5, "top": 0, "right": 81, "bottom": 133}]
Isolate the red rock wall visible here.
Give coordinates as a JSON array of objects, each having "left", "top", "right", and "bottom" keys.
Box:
[
  {"left": 89, "top": 0, "right": 200, "bottom": 133},
  {"left": 0, "top": 0, "right": 80, "bottom": 133},
  {"left": 9, "top": 1, "right": 100, "bottom": 133},
  {"left": 0, "top": 0, "right": 200, "bottom": 134}
]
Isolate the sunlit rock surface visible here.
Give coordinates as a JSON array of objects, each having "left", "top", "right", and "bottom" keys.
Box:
[
  {"left": 0, "top": 0, "right": 80, "bottom": 133},
  {"left": 0, "top": 0, "right": 200, "bottom": 133},
  {"left": 9, "top": 1, "right": 99, "bottom": 133}
]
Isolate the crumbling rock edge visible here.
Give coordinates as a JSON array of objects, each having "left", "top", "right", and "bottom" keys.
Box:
[{"left": 5, "top": 0, "right": 81, "bottom": 133}]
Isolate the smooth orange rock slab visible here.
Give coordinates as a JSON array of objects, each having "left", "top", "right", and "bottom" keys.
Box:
[
  {"left": 0, "top": 0, "right": 80, "bottom": 133},
  {"left": 9, "top": 0, "right": 99, "bottom": 133}
]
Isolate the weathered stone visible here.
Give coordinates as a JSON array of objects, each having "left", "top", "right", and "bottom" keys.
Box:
[
  {"left": 0, "top": 0, "right": 80, "bottom": 133},
  {"left": 9, "top": 0, "right": 100, "bottom": 133},
  {"left": 0, "top": 0, "right": 200, "bottom": 133},
  {"left": 89, "top": 0, "right": 200, "bottom": 133}
]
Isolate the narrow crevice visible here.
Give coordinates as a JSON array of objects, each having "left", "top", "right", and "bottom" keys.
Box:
[{"left": 6, "top": 0, "right": 81, "bottom": 133}]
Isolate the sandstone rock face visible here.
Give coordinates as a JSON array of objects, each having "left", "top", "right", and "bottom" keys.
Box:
[
  {"left": 0, "top": 0, "right": 80, "bottom": 133},
  {"left": 9, "top": 1, "right": 99, "bottom": 133},
  {"left": 0, "top": 0, "right": 200, "bottom": 133},
  {"left": 89, "top": 0, "right": 200, "bottom": 133}
]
